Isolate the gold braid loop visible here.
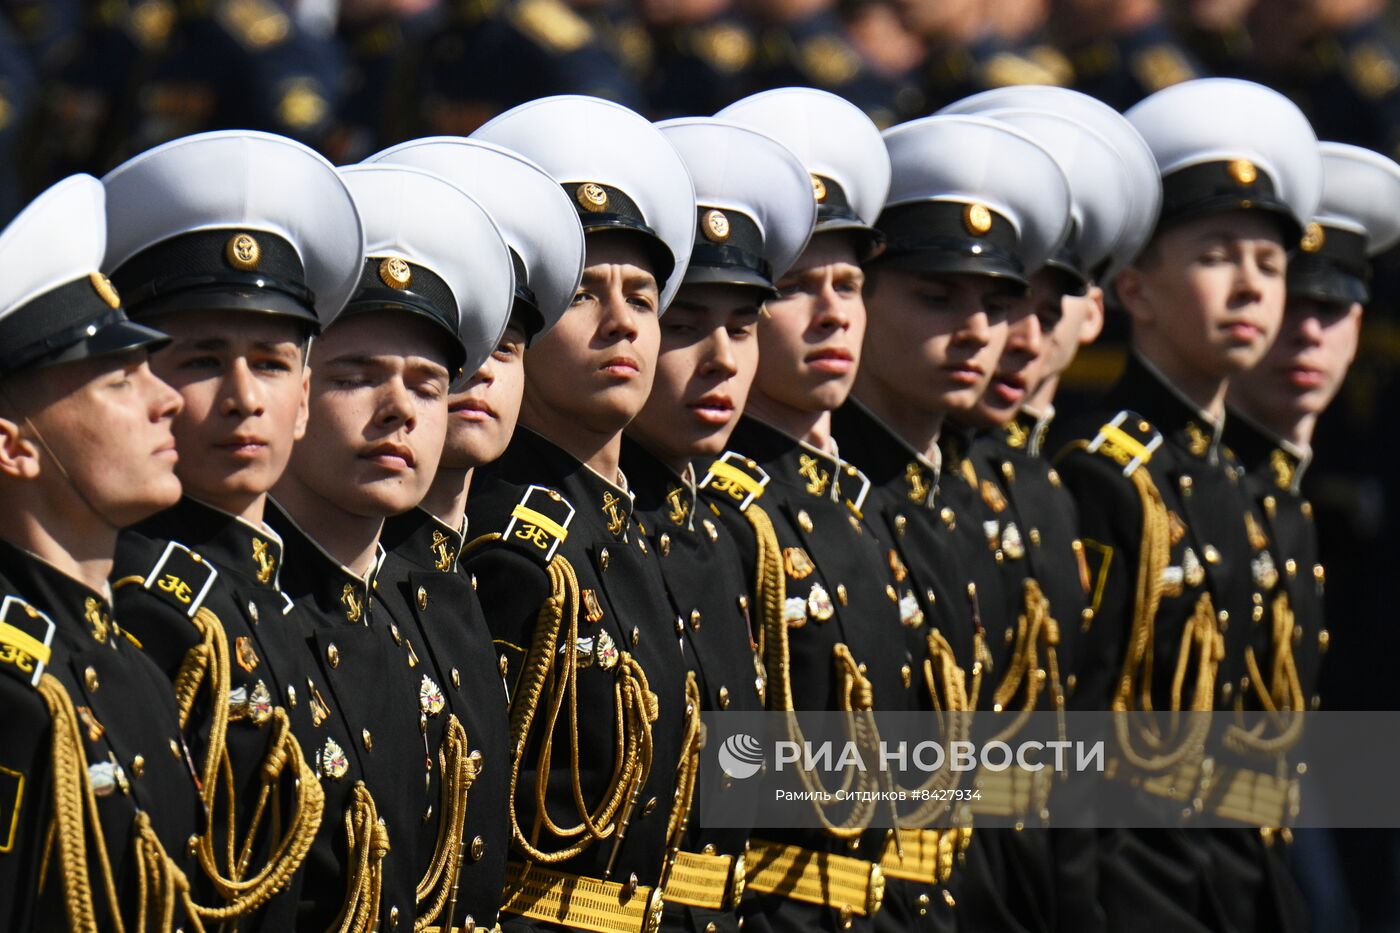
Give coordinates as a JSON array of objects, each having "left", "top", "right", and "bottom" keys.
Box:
[
  {"left": 165, "top": 606, "right": 324, "bottom": 920},
  {"left": 660, "top": 672, "right": 705, "bottom": 889},
  {"left": 330, "top": 781, "right": 390, "bottom": 933},
  {"left": 743, "top": 503, "right": 878, "bottom": 837},
  {"left": 415, "top": 715, "right": 479, "bottom": 929},
  {"left": 897, "top": 631, "right": 970, "bottom": 825},
  {"left": 505, "top": 555, "right": 655, "bottom": 865},
  {"left": 1223, "top": 592, "right": 1305, "bottom": 757}
]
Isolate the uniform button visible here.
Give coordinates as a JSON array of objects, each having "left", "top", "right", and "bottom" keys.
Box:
[
  {"left": 1001, "top": 462, "right": 1015, "bottom": 482},
  {"left": 84, "top": 667, "right": 99, "bottom": 692},
  {"left": 690, "top": 609, "right": 702, "bottom": 630},
  {"left": 327, "top": 644, "right": 340, "bottom": 668},
  {"left": 131, "top": 755, "right": 145, "bottom": 778},
  {"left": 1313, "top": 564, "right": 1326, "bottom": 585},
  {"left": 706, "top": 924, "right": 718, "bottom": 933},
  {"left": 943, "top": 890, "right": 957, "bottom": 907},
  {"left": 675, "top": 616, "right": 686, "bottom": 635},
  {"left": 885, "top": 585, "right": 898, "bottom": 602},
  {"left": 1029, "top": 528, "right": 1041, "bottom": 548},
  {"left": 940, "top": 507, "right": 956, "bottom": 529},
  {"left": 471, "top": 574, "right": 478, "bottom": 590},
  {"left": 286, "top": 685, "right": 297, "bottom": 707},
  {"left": 1221, "top": 682, "right": 1233, "bottom": 700},
  {"left": 187, "top": 834, "right": 200, "bottom": 858},
  {"left": 643, "top": 796, "right": 658, "bottom": 817},
  {"left": 416, "top": 586, "right": 428, "bottom": 610},
  {"left": 389, "top": 906, "right": 399, "bottom": 927},
  {"left": 900, "top": 665, "right": 912, "bottom": 689},
  {"left": 1218, "top": 610, "right": 1229, "bottom": 628},
  {"left": 499, "top": 655, "right": 509, "bottom": 677},
  {"left": 599, "top": 548, "right": 611, "bottom": 570},
  {"left": 625, "top": 873, "right": 639, "bottom": 897},
  {"left": 660, "top": 533, "right": 671, "bottom": 556},
  {"left": 471, "top": 835, "right": 486, "bottom": 860},
  {"left": 1318, "top": 630, "right": 1330, "bottom": 652},
  {"left": 926, "top": 589, "right": 936, "bottom": 605},
  {"left": 797, "top": 510, "right": 813, "bottom": 533},
  {"left": 718, "top": 686, "right": 730, "bottom": 709},
  {"left": 1179, "top": 476, "right": 1193, "bottom": 495},
  {"left": 247, "top": 601, "right": 259, "bottom": 623},
  {"left": 1285, "top": 558, "right": 1297, "bottom": 577},
  {"left": 702, "top": 843, "right": 717, "bottom": 854},
  {"left": 362, "top": 729, "right": 373, "bottom": 751},
  {"left": 1203, "top": 545, "right": 1220, "bottom": 565},
  {"left": 452, "top": 668, "right": 461, "bottom": 688},
  {"left": 423, "top": 805, "right": 434, "bottom": 822},
  {"left": 389, "top": 624, "right": 401, "bottom": 645},
  {"left": 836, "top": 584, "right": 848, "bottom": 605},
  {"left": 639, "top": 538, "right": 649, "bottom": 555},
  {"left": 631, "top": 626, "right": 641, "bottom": 646},
  {"left": 738, "top": 594, "right": 749, "bottom": 612},
  {"left": 895, "top": 515, "right": 907, "bottom": 536},
  {"left": 966, "top": 582, "right": 977, "bottom": 599},
  {"left": 463, "top": 917, "right": 476, "bottom": 933},
  {"left": 169, "top": 738, "right": 182, "bottom": 760},
  {"left": 1253, "top": 606, "right": 1265, "bottom": 623}
]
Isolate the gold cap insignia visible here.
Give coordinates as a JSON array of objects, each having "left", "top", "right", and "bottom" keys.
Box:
[
  {"left": 577, "top": 183, "right": 610, "bottom": 213},
  {"left": 226, "top": 233, "right": 261, "bottom": 270},
  {"left": 89, "top": 272, "right": 121, "bottom": 309},
  {"left": 1227, "top": 159, "right": 1258, "bottom": 186},
  {"left": 379, "top": 256, "right": 412, "bottom": 289},
  {"left": 811, "top": 174, "right": 828, "bottom": 203},
  {"left": 1300, "top": 222, "right": 1326, "bottom": 253},
  {"left": 702, "top": 209, "right": 730, "bottom": 242},
  {"left": 964, "top": 202, "right": 993, "bottom": 236}
]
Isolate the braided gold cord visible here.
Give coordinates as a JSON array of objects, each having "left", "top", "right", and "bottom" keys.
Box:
[
  {"left": 415, "top": 715, "right": 479, "bottom": 929},
  {"left": 660, "top": 672, "right": 705, "bottom": 889},
  {"left": 329, "top": 781, "right": 390, "bottom": 933},
  {"left": 504, "top": 555, "right": 655, "bottom": 865},
  {"left": 743, "top": 504, "right": 877, "bottom": 837},
  {"left": 1224, "top": 592, "right": 1305, "bottom": 756}
]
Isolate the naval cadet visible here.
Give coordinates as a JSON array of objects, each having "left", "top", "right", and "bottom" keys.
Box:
[
  {"left": 0, "top": 174, "right": 203, "bottom": 931},
  {"left": 101, "top": 130, "right": 365, "bottom": 928},
  {"left": 621, "top": 115, "right": 816, "bottom": 933},
  {"left": 938, "top": 83, "right": 1165, "bottom": 933},
  {"left": 462, "top": 95, "right": 696, "bottom": 933},
  {"left": 1052, "top": 78, "right": 1321, "bottom": 931},
  {"left": 835, "top": 111, "right": 1072, "bottom": 933},
  {"left": 711, "top": 87, "right": 907, "bottom": 933},
  {"left": 270, "top": 161, "right": 516, "bottom": 931},
  {"left": 367, "top": 134, "right": 588, "bottom": 933},
  {"left": 1229, "top": 141, "right": 1400, "bottom": 712},
  {"left": 1048, "top": 0, "right": 1204, "bottom": 111}
]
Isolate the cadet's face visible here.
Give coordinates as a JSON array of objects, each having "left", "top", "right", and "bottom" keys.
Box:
[
  {"left": 1121, "top": 212, "right": 1287, "bottom": 379},
  {"left": 969, "top": 274, "right": 1051, "bottom": 427},
  {"left": 17, "top": 351, "right": 184, "bottom": 527},
  {"left": 862, "top": 268, "right": 1014, "bottom": 416},
  {"left": 1039, "top": 284, "right": 1104, "bottom": 388},
  {"left": 1231, "top": 296, "right": 1362, "bottom": 421},
  {"left": 289, "top": 312, "right": 452, "bottom": 517},
  {"left": 145, "top": 313, "right": 309, "bottom": 515},
  {"left": 628, "top": 283, "right": 763, "bottom": 464},
  {"left": 522, "top": 234, "right": 661, "bottom": 436},
  {"left": 754, "top": 235, "right": 866, "bottom": 416},
  {"left": 441, "top": 322, "right": 528, "bottom": 470}
]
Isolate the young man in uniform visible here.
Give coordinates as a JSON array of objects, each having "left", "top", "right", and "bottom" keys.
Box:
[
  {"left": 710, "top": 87, "right": 905, "bottom": 933},
  {"left": 462, "top": 95, "right": 697, "bottom": 933},
  {"left": 935, "top": 84, "right": 1163, "bottom": 933},
  {"left": 832, "top": 112, "right": 1072, "bottom": 933},
  {"left": 101, "top": 130, "right": 362, "bottom": 929},
  {"left": 622, "top": 115, "right": 815, "bottom": 933},
  {"left": 1229, "top": 142, "right": 1400, "bottom": 719},
  {"left": 365, "top": 135, "right": 586, "bottom": 933},
  {"left": 1052, "top": 78, "right": 1321, "bottom": 932},
  {"left": 266, "top": 163, "right": 514, "bottom": 930},
  {"left": 0, "top": 175, "right": 203, "bottom": 931}
]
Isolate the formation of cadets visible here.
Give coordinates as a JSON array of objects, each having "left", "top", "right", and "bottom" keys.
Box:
[{"left": 0, "top": 69, "right": 1395, "bottom": 933}]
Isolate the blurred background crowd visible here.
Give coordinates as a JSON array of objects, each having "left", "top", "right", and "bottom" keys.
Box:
[{"left": 1, "top": 0, "right": 1399, "bottom": 927}]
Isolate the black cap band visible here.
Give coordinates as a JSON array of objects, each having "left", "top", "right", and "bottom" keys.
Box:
[
  {"left": 341, "top": 257, "right": 466, "bottom": 372},
  {"left": 872, "top": 201, "right": 1028, "bottom": 286},
  {"left": 1287, "top": 224, "right": 1371, "bottom": 305},
  {"left": 565, "top": 181, "right": 676, "bottom": 287},
  {"left": 1157, "top": 159, "right": 1299, "bottom": 240},
  {"left": 685, "top": 206, "right": 775, "bottom": 294},
  {"left": 0, "top": 275, "right": 167, "bottom": 375},
  {"left": 1042, "top": 219, "right": 1090, "bottom": 298},
  {"left": 111, "top": 229, "right": 318, "bottom": 326}
]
